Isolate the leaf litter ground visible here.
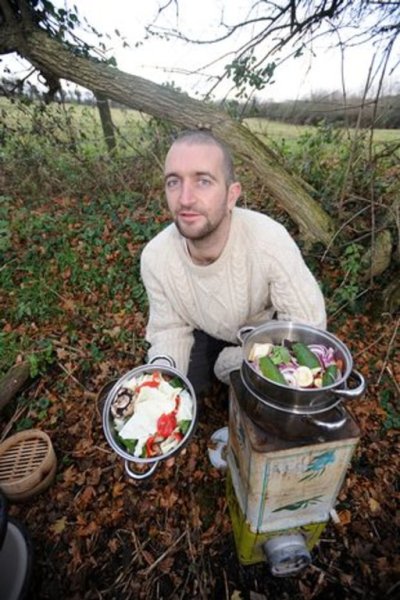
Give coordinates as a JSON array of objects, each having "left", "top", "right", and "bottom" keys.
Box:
[{"left": 1, "top": 194, "right": 399, "bottom": 600}]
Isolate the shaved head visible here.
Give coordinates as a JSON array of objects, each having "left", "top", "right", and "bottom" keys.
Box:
[{"left": 170, "top": 130, "right": 235, "bottom": 185}]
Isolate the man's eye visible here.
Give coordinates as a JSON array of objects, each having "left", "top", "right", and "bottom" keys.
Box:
[
  {"left": 166, "top": 178, "right": 179, "bottom": 188},
  {"left": 198, "top": 178, "right": 211, "bottom": 186}
]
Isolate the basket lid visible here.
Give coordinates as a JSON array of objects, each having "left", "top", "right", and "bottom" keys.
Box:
[{"left": 0, "top": 430, "right": 56, "bottom": 499}]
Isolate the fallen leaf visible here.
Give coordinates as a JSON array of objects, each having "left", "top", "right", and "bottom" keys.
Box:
[
  {"left": 112, "top": 481, "right": 126, "bottom": 497},
  {"left": 50, "top": 516, "right": 68, "bottom": 535},
  {"left": 337, "top": 509, "right": 352, "bottom": 525},
  {"left": 369, "top": 497, "right": 381, "bottom": 513}
]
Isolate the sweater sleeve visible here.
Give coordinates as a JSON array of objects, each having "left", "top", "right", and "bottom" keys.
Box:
[
  {"left": 140, "top": 249, "right": 194, "bottom": 375},
  {"left": 265, "top": 230, "right": 327, "bottom": 329}
]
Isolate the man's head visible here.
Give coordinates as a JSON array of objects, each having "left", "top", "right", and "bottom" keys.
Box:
[
  {"left": 164, "top": 130, "right": 241, "bottom": 243},
  {"left": 169, "top": 130, "right": 236, "bottom": 185}
]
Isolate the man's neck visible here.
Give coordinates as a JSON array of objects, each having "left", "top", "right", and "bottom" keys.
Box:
[{"left": 186, "top": 214, "right": 232, "bottom": 266}]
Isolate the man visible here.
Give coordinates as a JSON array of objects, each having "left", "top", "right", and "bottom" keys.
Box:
[{"left": 140, "top": 129, "right": 326, "bottom": 395}]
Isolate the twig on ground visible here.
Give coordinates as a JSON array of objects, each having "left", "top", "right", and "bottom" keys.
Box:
[
  {"left": 223, "top": 568, "right": 230, "bottom": 599},
  {"left": 57, "top": 360, "right": 96, "bottom": 395},
  {"left": 353, "top": 331, "right": 389, "bottom": 359},
  {"left": 48, "top": 336, "right": 87, "bottom": 357},
  {"left": 0, "top": 403, "right": 28, "bottom": 442},
  {"left": 384, "top": 365, "right": 400, "bottom": 397},
  {"left": 377, "top": 317, "right": 400, "bottom": 385},
  {"left": 140, "top": 530, "right": 186, "bottom": 576},
  {"left": 178, "top": 571, "right": 192, "bottom": 600}
]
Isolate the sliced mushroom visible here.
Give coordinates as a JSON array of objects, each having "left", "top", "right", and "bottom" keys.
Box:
[{"left": 111, "top": 388, "right": 135, "bottom": 418}]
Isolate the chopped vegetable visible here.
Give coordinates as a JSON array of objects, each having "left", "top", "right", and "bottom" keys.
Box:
[
  {"left": 259, "top": 355, "right": 287, "bottom": 385},
  {"left": 249, "top": 341, "right": 343, "bottom": 389},
  {"left": 322, "top": 364, "right": 338, "bottom": 387},
  {"left": 157, "top": 412, "right": 177, "bottom": 437},
  {"left": 110, "top": 371, "right": 193, "bottom": 458},
  {"left": 292, "top": 342, "right": 320, "bottom": 369}
]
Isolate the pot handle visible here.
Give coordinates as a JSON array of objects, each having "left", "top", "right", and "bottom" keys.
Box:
[
  {"left": 148, "top": 354, "right": 176, "bottom": 368},
  {"left": 331, "top": 369, "right": 366, "bottom": 400},
  {"left": 306, "top": 404, "right": 347, "bottom": 430},
  {"left": 237, "top": 326, "right": 255, "bottom": 345},
  {"left": 124, "top": 460, "right": 159, "bottom": 481}
]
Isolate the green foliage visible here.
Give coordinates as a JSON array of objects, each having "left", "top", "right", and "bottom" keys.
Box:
[
  {"left": 225, "top": 54, "right": 276, "bottom": 98},
  {"left": 0, "top": 114, "right": 176, "bottom": 375},
  {"left": 379, "top": 388, "right": 400, "bottom": 431},
  {"left": 325, "top": 243, "right": 364, "bottom": 316},
  {"left": 276, "top": 121, "right": 357, "bottom": 211},
  {"left": 27, "top": 340, "right": 55, "bottom": 377},
  {"left": 14, "top": 394, "right": 52, "bottom": 432}
]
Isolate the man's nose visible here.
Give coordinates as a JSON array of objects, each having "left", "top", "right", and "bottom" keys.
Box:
[{"left": 179, "top": 181, "right": 195, "bottom": 206}]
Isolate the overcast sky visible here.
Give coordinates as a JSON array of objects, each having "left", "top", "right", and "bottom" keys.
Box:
[{"left": 3, "top": 0, "right": 399, "bottom": 101}]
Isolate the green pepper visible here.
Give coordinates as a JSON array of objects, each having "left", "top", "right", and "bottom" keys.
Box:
[
  {"left": 259, "top": 356, "right": 287, "bottom": 385},
  {"left": 322, "top": 364, "right": 338, "bottom": 386},
  {"left": 292, "top": 342, "right": 320, "bottom": 369}
]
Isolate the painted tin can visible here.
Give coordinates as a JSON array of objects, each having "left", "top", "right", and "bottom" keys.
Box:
[{"left": 227, "top": 372, "right": 360, "bottom": 566}]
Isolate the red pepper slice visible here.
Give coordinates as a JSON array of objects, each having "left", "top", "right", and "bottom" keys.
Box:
[
  {"left": 157, "top": 412, "right": 177, "bottom": 438},
  {"left": 145, "top": 435, "right": 157, "bottom": 457},
  {"left": 136, "top": 371, "right": 161, "bottom": 392}
]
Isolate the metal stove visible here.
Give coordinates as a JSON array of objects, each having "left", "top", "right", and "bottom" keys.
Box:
[{"left": 227, "top": 371, "right": 360, "bottom": 577}]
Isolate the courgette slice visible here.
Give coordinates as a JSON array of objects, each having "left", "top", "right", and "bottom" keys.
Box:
[{"left": 259, "top": 356, "right": 287, "bottom": 385}]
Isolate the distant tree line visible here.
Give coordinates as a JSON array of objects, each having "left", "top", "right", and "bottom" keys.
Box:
[
  {"left": 225, "top": 94, "right": 400, "bottom": 129},
  {"left": 1, "top": 75, "right": 400, "bottom": 129}
]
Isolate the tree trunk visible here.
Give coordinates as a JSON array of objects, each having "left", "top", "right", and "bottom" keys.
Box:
[
  {"left": 0, "top": 362, "right": 31, "bottom": 411},
  {"left": 1, "top": 25, "right": 336, "bottom": 246},
  {"left": 95, "top": 92, "right": 116, "bottom": 153}
]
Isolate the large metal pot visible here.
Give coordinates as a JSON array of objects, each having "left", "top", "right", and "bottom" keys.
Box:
[
  {"left": 238, "top": 321, "right": 366, "bottom": 415},
  {"left": 102, "top": 356, "right": 197, "bottom": 480}
]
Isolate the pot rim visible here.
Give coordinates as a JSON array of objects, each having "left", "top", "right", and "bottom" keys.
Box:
[
  {"left": 240, "top": 320, "right": 354, "bottom": 393},
  {"left": 102, "top": 362, "right": 197, "bottom": 465}
]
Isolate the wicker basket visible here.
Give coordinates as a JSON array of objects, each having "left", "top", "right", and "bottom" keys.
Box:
[{"left": 0, "top": 430, "right": 57, "bottom": 501}]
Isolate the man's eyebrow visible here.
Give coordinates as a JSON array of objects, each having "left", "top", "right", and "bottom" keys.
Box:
[
  {"left": 164, "top": 170, "right": 217, "bottom": 181},
  {"left": 194, "top": 171, "right": 217, "bottom": 180},
  {"left": 164, "top": 171, "right": 179, "bottom": 180}
]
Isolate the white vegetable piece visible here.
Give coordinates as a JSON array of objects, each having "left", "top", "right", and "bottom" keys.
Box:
[
  {"left": 294, "top": 366, "right": 314, "bottom": 387},
  {"left": 248, "top": 342, "right": 273, "bottom": 362},
  {"left": 119, "top": 385, "right": 176, "bottom": 439},
  {"left": 116, "top": 375, "right": 193, "bottom": 458}
]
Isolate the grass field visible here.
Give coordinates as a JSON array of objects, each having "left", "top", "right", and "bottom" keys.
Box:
[
  {"left": 245, "top": 116, "right": 400, "bottom": 144},
  {"left": 2, "top": 97, "right": 399, "bottom": 146}
]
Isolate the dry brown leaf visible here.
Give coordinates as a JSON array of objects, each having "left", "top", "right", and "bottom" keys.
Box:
[
  {"left": 68, "top": 540, "right": 82, "bottom": 573},
  {"left": 159, "top": 557, "right": 175, "bottom": 574},
  {"left": 78, "top": 485, "right": 96, "bottom": 508},
  {"left": 159, "top": 489, "right": 179, "bottom": 509},
  {"left": 142, "top": 550, "right": 155, "bottom": 566},
  {"left": 86, "top": 467, "right": 102, "bottom": 485},
  {"left": 50, "top": 516, "right": 68, "bottom": 535},
  {"left": 368, "top": 497, "right": 381, "bottom": 513},
  {"left": 112, "top": 481, "right": 126, "bottom": 497},
  {"left": 191, "top": 504, "right": 202, "bottom": 529},
  {"left": 77, "top": 520, "right": 99, "bottom": 537},
  {"left": 337, "top": 509, "right": 352, "bottom": 525},
  {"left": 108, "top": 538, "right": 119, "bottom": 554}
]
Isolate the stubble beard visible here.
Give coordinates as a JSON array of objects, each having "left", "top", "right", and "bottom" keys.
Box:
[
  {"left": 174, "top": 201, "right": 231, "bottom": 241},
  {"left": 174, "top": 214, "right": 214, "bottom": 241}
]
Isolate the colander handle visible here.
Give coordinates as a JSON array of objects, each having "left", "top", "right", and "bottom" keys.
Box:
[
  {"left": 124, "top": 460, "right": 159, "bottom": 480},
  {"left": 331, "top": 369, "right": 366, "bottom": 399},
  {"left": 237, "top": 326, "right": 255, "bottom": 344},
  {"left": 148, "top": 355, "right": 176, "bottom": 368}
]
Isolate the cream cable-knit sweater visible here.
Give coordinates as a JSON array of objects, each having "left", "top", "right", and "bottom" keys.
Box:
[{"left": 140, "top": 208, "right": 326, "bottom": 383}]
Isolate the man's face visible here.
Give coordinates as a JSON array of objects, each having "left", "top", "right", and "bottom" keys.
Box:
[{"left": 164, "top": 141, "right": 241, "bottom": 240}]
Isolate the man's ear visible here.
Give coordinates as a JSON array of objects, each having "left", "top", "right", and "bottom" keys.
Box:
[{"left": 228, "top": 181, "right": 241, "bottom": 209}]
